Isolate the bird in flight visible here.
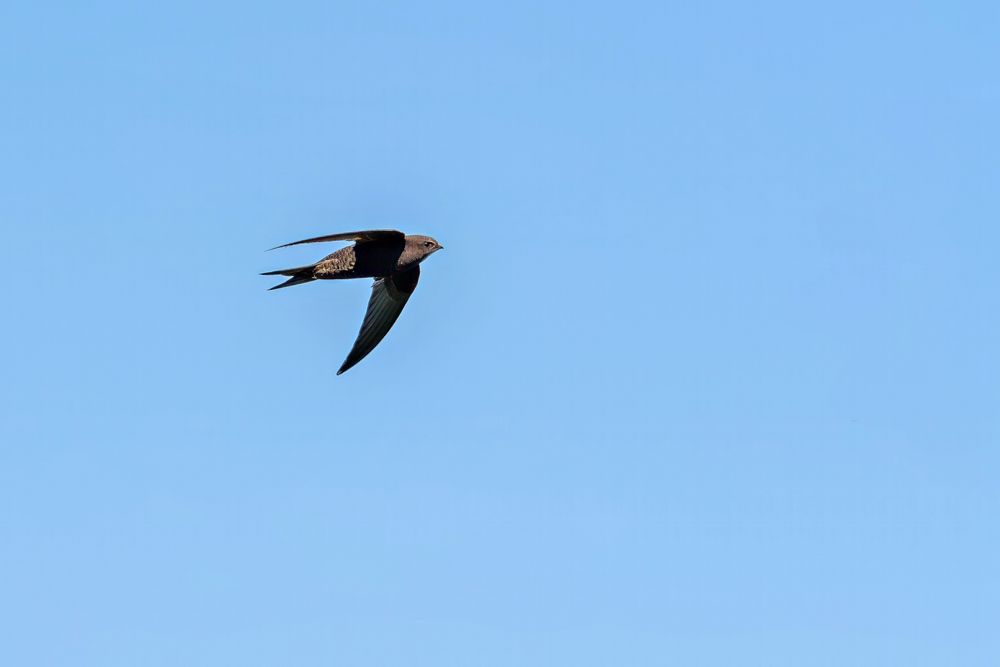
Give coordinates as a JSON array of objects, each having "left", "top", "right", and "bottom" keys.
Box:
[{"left": 262, "top": 230, "right": 443, "bottom": 375}]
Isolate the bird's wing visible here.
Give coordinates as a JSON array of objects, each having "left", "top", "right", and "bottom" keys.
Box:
[
  {"left": 269, "top": 230, "right": 404, "bottom": 251},
  {"left": 337, "top": 266, "right": 420, "bottom": 375}
]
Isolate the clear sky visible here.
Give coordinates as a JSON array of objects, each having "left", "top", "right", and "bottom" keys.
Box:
[{"left": 2, "top": 1, "right": 998, "bottom": 665}]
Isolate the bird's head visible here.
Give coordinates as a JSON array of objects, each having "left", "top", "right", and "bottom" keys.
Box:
[{"left": 406, "top": 235, "right": 444, "bottom": 262}]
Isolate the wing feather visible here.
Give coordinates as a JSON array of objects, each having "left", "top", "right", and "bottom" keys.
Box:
[
  {"left": 269, "top": 230, "right": 404, "bottom": 251},
  {"left": 337, "top": 266, "right": 420, "bottom": 375}
]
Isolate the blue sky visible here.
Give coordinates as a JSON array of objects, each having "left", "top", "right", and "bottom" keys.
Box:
[{"left": 2, "top": 1, "right": 998, "bottom": 665}]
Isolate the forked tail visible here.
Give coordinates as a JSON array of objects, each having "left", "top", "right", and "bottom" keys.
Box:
[{"left": 261, "top": 264, "right": 317, "bottom": 290}]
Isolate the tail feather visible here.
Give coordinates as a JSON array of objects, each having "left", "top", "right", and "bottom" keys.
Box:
[{"left": 261, "top": 264, "right": 317, "bottom": 290}]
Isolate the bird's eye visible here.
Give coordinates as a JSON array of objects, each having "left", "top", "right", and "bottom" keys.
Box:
[{"left": 424, "top": 241, "right": 433, "bottom": 247}]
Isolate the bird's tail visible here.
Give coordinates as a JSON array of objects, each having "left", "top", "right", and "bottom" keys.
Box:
[{"left": 261, "top": 264, "right": 317, "bottom": 290}]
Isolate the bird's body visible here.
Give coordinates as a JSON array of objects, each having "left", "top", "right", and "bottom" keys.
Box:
[
  {"left": 261, "top": 230, "right": 443, "bottom": 374},
  {"left": 313, "top": 235, "right": 433, "bottom": 280}
]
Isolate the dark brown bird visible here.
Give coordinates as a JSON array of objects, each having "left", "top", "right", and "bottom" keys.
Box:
[{"left": 262, "top": 230, "right": 443, "bottom": 374}]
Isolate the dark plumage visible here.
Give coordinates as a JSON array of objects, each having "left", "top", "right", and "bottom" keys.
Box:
[{"left": 262, "top": 229, "right": 443, "bottom": 374}]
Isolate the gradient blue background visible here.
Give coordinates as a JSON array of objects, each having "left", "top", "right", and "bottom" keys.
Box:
[{"left": 3, "top": 1, "right": 998, "bottom": 665}]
